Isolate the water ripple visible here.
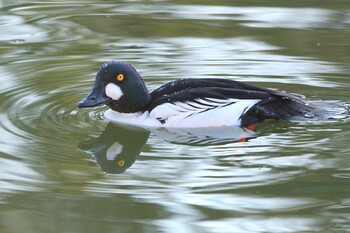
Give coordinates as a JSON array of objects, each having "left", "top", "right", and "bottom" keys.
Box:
[{"left": 0, "top": 60, "right": 106, "bottom": 157}]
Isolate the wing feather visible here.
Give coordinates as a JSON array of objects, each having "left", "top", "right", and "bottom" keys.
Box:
[
  {"left": 149, "top": 97, "right": 260, "bottom": 127},
  {"left": 147, "top": 78, "right": 309, "bottom": 126},
  {"left": 147, "top": 86, "right": 275, "bottom": 112},
  {"left": 150, "top": 78, "right": 302, "bottom": 102}
]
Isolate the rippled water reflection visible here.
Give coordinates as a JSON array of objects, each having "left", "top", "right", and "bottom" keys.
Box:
[{"left": 1, "top": 1, "right": 350, "bottom": 232}]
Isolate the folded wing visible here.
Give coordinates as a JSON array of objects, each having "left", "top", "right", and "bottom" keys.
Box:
[{"left": 148, "top": 78, "right": 310, "bottom": 126}]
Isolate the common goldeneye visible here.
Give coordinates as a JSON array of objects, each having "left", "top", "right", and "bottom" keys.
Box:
[{"left": 77, "top": 61, "right": 347, "bottom": 128}]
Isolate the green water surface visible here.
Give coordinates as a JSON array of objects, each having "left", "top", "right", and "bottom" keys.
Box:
[{"left": 0, "top": 0, "right": 350, "bottom": 232}]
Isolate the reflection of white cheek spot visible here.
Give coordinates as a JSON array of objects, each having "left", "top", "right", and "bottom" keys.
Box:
[
  {"left": 106, "top": 142, "right": 124, "bottom": 161},
  {"left": 105, "top": 83, "right": 124, "bottom": 100}
]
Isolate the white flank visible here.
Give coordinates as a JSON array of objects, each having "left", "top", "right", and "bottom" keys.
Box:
[
  {"left": 104, "top": 98, "right": 261, "bottom": 128},
  {"left": 150, "top": 98, "right": 260, "bottom": 127},
  {"left": 106, "top": 142, "right": 124, "bottom": 160},
  {"left": 105, "top": 83, "right": 124, "bottom": 100}
]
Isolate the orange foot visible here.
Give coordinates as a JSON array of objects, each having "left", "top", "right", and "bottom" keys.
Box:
[{"left": 239, "top": 124, "right": 257, "bottom": 142}]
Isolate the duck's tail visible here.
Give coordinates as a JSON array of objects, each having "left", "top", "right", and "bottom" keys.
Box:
[
  {"left": 242, "top": 98, "right": 349, "bottom": 126},
  {"left": 290, "top": 100, "right": 349, "bottom": 121}
]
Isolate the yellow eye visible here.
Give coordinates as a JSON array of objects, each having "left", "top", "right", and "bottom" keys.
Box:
[
  {"left": 116, "top": 74, "right": 124, "bottom": 82},
  {"left": 118, "top": 159, "right": 125, "bottom": 167}
]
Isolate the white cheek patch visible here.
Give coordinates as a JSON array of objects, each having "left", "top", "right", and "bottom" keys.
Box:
[
  {"left": 105, "top": 83, "right": 124, "bottom": 100},
  {"left": 106, "top": 142, "right": 124, "bottom": 161}
]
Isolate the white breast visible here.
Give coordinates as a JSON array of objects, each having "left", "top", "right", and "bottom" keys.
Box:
[{"left": 104, "top": 110, "right": 162, "bottom": 127}]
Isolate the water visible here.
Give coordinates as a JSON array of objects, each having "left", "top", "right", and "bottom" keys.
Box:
[{"left": 1, "top": 0, "right": 350, "bottom": 232}]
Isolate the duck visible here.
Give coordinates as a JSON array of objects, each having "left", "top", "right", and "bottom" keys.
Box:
[{"left": 77, "top": 61, "right": 347, "bottom": 128}]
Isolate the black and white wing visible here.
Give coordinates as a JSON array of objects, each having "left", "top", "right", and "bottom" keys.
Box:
[
  {"left": 147, "top": 78, "right": 313, "bottom": 127},
  {"left": 147, "top": 79, "right": 278, "bottom": 127}
]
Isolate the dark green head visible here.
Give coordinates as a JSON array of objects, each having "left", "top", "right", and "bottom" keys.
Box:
[{"left": 77, "top": 61, "right": 151, "bottom": 113}]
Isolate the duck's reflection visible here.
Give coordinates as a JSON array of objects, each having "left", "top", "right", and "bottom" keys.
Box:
[
  {"left": 78, "top": 123, "right": 150, "bottom": 174},
  {"left": 151, "top": 126, "right": 255, "bottom": 145},
  {"left": 78, "top": 123, "right": 256, "bottom": 174}
]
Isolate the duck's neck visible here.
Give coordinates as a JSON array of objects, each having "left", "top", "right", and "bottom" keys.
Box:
[{"left": 107, "top": 83, "right": 152, "bottom": 113}]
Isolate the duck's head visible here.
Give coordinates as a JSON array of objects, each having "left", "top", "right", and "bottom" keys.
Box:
[{"left": 77, "top": 61, "right": 151, "bottom": 113}]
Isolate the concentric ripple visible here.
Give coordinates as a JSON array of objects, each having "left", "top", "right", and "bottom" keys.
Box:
[
  {"left": 0, "top": 59, "right": 108, "bottom": 159},
  {"left": 8, "top": 90, "right": 104, "bottom": 139}
]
